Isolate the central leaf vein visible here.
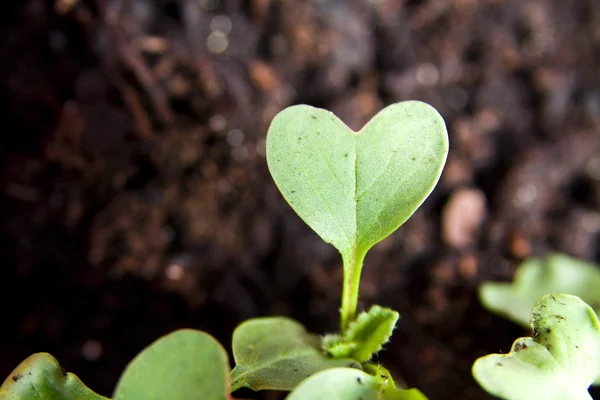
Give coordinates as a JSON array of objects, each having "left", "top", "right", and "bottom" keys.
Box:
[{"left": 299, "top": 143, "right": 352, "bottom": 247}]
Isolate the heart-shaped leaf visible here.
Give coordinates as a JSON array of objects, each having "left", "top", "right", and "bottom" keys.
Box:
[
  {"left": 267, "top": 100, "right": 447, "bottom": 260},
  {"left": 473, "top": 293, "right": 600, "bottom": 400},
  {"left": 479, "top": 254, "right": 600, "bottom": 327},
  {"left": 230, "top": 317, "right": 360, "bottom": 392},
  {"left": 0, "top": 353, "right": 109, "bottom": 400},
  {"left": 267, "top": 101, "right": 448, "bottom": 328},
  {"left": 286, "top": 367, "right": 428, "bottom": 400},
  {"left": 113, "top": 329, "right": 229, "bottom": 400},
  {"left": 323, "top": 305, "right": 399, "bottom": 362}
]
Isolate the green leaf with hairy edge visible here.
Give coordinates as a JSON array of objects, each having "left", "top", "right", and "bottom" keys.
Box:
[
  {"left": 473, "top": 293, "right": 600, "bottom": 400},
  {"left": 286, "top": 368, "right": 428, "bottom": 400},
  {"left": 113, "top": 329, "right": 229, "bottom": 400},
  {"left": 323, "top": 306, "right": 399, "bottom": 362},
  {"left": 479, "top": 254, "right": 600, "bottom": 327},
  {"left": 266, "top": 101, "right": 448, "bottom": 329},
  {"left": 0, "top": 353, "right": 109, "bottom": 400},
  {"left": 230, "top": 317, "right": 360, "bottom": 392}
]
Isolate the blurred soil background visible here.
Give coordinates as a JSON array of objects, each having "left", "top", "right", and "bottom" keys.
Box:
[{"left": 1, "top": 0, "right": 600, "bottom": 398}]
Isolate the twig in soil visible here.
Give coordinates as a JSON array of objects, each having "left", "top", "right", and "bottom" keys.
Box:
[
  {"left": 98, "top": 0, "right": 174, "bottom": 126},
  {"left": 120, "top": 79, "right": 153, "bottom": 139},
  {"left": 55, "top": 0, "right": 80, "bottom": 14}
]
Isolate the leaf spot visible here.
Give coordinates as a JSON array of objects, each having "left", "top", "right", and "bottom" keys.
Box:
[{"left": 513, "top": 342, "right": 528, "bottom": 351}]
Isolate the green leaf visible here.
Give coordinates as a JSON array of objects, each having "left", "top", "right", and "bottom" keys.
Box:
[
  {"left": 472, "top": 293, "right": 600, "bottom": 400},
  {"left": 0, "top": 353, "right": 109, "bottom": 400},
  {"left": 479, "top": 254, "right": 600, "bottom": 386},
  {"left": 113, "top": 329, "right": 229, "bottom": 400},
  {"left": 266, "top": 100, "right": 447, "bottom": 260},
  {"left": 479, "top": 254, "right": 600, "bottom": 328},
  {"left": 286, "top": 367, "right": 428, "bottom": 400},
  {"left": 230, "top": 317, "right": 360, "bottom": 392},
  {"left": 266, "top": 101, "right": 448, "bottom": 329},
  {"left": 323, "top": 305, "right": 399, "bottom": 362}
]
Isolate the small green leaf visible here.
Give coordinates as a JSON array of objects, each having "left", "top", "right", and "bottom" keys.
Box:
[
  {"left": 267, "top": 100, "right": 448, "bottom": 264},
  {"left": 479, "top": 254, "right": 600, "bottom": 327},
  {"left": 286, "top": 368, "right": 428, "bottom": 400},
  {"left": 323, "top": 306, "right": 399, "bottom": 362},
  {"left": 321, "top": 336, "right": 358, "bottom": 359},
  {"left": 230, "top": 317, "right": 360, "bottom": 392},
  {"left": 0, "top": 353, "right": 109, "bottom": 400},
  {"left": 473, "top": 293, "right": 600, "bottom": 400},
  {"left": 113, "top": 329, "right": 229, "bottom": 400}
]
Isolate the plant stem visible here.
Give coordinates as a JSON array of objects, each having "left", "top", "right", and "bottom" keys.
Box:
[{"left": 340, "top": 251, "right": 366, "bottom": 334}]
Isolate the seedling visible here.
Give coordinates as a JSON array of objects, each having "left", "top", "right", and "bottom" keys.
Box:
[
  {"left": 479, "top": 254, "right": 600, "bottom": 327},
  {"left": 266, "top": 101, "right": 448, "bottom": 332},
  {"left": 0, "top": 101, "right": 448, "bottom": 399},
  {"left": 0, "top": 330, "right": 230, "bottom": 400},
  {"left": 479, "top": 253, "right": 600, "bottom": 387},
  {"left": 473, "top": 293, "right": 600, "bottom": 400},
  {"left": 0, "top": 353, "right": 110, "bottom": 400},
  {"left": 229, "top": 317, "right": 359, "bottom": 392}
]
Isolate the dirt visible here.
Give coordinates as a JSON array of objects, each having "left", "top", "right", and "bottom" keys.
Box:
[{"left": 1, "top": 0, "right": 599, "bottom": 399}]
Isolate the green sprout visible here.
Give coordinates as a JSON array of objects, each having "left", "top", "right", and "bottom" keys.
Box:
[
  {"left": 230, "top": 100, "right": 447, "bottom": 397},
  {"left": 266, "top": 101, "right": 448, "bottom": 332},
  {"left": 479, "top": 254, "right": 600, "bottom": 327},
  {"left": 0, "top": 330, "right": 230, "bottom": 400},
  {"left": 230, "top": 317, "right": 358, "bottom": 392},
  {"left": 479, "top": 253, "right": 600, "bottom": 387},
  {"left": 287, "top": 366, "right": 427, "bottom": 400},
  {"left": 0, "top": 353, "right": 109, "bottom": 400},
  {"left": 473, "top": 293, "right": 600, "bottom": 400}
]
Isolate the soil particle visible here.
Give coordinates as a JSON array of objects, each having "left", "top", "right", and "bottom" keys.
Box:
[{"left": 442, "top": 188, "right": 487, "bottom": 249}]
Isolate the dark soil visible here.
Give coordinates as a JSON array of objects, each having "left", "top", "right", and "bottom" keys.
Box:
[{"left": 1, "top": 0, "right": 600, "bottom": 399}]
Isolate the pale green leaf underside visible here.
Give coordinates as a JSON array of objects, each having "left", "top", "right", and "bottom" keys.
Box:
[
  {"left": 113, "top": 329, "right": 229, "bottom": 400},
  {"left": 479, "top": 254, "right": 600, "bottom": 327},
  {"left": 230, "top": 317, "right": 360, "bottom": 392},
  {"left": 286, "top": 368, "right": 428, "bottom": 400},
  {"left": 266, "top": 101, "right": 448, "bottom": 261},
  {"left": 473, "top": 293, "right": 600, "bottom": 400},
  {"left": 0, "top": 353, "right": 109, "bottom": 400},
  {"left": 479, "top": 254, "right": 600, "bottom": 386},
  {"left": 324, "top": 305, "right": 399, "bottom": 362}
]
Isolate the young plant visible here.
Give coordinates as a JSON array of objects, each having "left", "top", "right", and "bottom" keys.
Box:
[
  {"left": 0, "top": 330, "right": 230, "bottom": 400},
  {"left": 266, "top": 101, "right": 448, "bottom": 333},
  {"left": 473, "top": 293, "right": 600, "bottom": 400},
  {"left": 231, "top": 100, "right": 447, "bottom": 398},
  {"left": 229, "top": 317, "right": 360, "bottom": 392},
  {"left": 0, "top": 100, "right": 448, "bottom": 399},
  {"left": 478, "top": 253, "right": 600, "bottom": 387},
  {"left": 0, "top": 353, "right": 110, "bottom": 400},
  {"left": 479, "top": 254, "right": 600, "bottom": 327}
]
